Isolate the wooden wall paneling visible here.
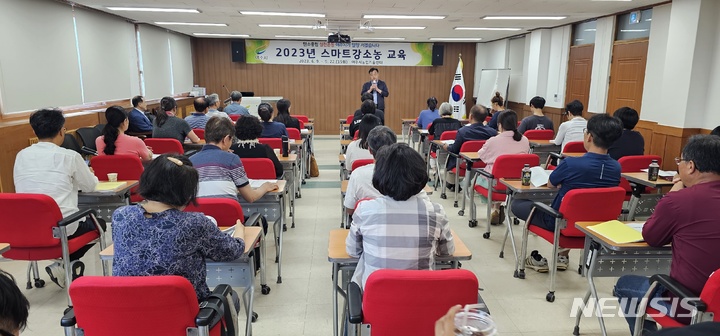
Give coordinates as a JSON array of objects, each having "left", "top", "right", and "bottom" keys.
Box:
[
  {"left": 635, "top": 120, "right": 655, "bottom": 155},
  {"left": 191, "top": 39, "right": 476, "bottom": 134}
]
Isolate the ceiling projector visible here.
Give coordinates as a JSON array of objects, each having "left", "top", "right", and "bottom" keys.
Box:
[{"left": 328, "top": 33, "right": 351, "bottom": 43}]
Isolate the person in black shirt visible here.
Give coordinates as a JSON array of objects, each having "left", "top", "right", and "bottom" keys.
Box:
[
  {"left": 352, "top": 93, "right": 385, "bottom": 126},
  {"left": 350, "top": 99, "right": 383, "bottom": 138},
  {"left": 442, "top": 105, "right": 498, "bottom": 190},
  {"left": 428, "top": 102, "right": 462, "bottom": 139},
  {"left": 607, "top": 107, "right": 645, "bottom": 160},
  {"left": 230, "top": 115, "right": 283, "bottom": 179},
  {"left": 273, "top": 99, "right": 301, "bottom": 131},
  {"left": 711, "top": 126, "right": 720, "bottom": 137}
]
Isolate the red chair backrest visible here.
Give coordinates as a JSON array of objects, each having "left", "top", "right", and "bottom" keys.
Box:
[
  {"left": 489, "top": 154, "right": 541, "bottom": 193},
  {"left": 184, "top": 198, "right": 245, "bottom": 227},
  {"left": 346, "top": 115, "right": 354, "bottom": 125},
  {"left": 70, "top": 276, "right": 205, "bottom": 336},
  {"left": 291, "top": 115, "right": 309, "bottom": 123},
  {"left": 287, "top": 128, "right": 301, "bottom": 141},
  {"left": 258, "top": 138, "right": 282, "bottom": 150},
  {"left": 363, "top": 269, "right": 479, "bottom": 336},
  {"left": 699, "top": 268, "right": 720, "bottom": 321},
  {"left": 557, "top": 187, "right": 626, "bottom": 237},
  {"left": 229, "top": 114, "right": 241, "bottom": 122},
  {"left": 485, "top": 116, "right": 492, "bottom": 123},
  {"left": 298, "top": 120, "right": 305, "bottom": 130},
  {"left": 193, "top": 129, "right": 205, "bottom": 140},
  {"left": 426, "top": 122, "right": 435, "bottom": 141},
  {"left": 439, "top": 130, "right": 457, "bottom": 141},
  {"left": 241, "top": 158, "right": 277, "bottom": 179},
  {"left": 0, "top": 193, "right": 63, "bottom": 248},
  {"left": 524, "top": 130, "right": 554, "bottom": 140},
  {"left": 144, "top": 138, "right": 184, "bottom": 155},
  {"left": 617, "top": 155, "right": 663, "bottom": 193},
  {"left": 459, "top": 140, "right": 487, "bottom": 170},
  {"left": 353, "top": 130, "right": 359, "bottom": 140},
  {"left": 91, "top": 155, "right": 144, "bottom": 182},
  {"left": 351, "top": 159, "right": 374, "bottom": 171},
  {"left": 563, "top": 141, "right": 586, "bottom": 153}
]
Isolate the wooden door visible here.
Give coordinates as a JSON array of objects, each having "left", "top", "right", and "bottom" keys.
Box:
[
  {"left": 565, "top": 44, "right": 594, "bottom": 118},
  {"left": 606, "top": 39, "right": 649, "bottom": 115}
]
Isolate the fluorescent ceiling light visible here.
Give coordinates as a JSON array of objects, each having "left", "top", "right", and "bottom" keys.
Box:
[
  {"left": 108, "top": 7, "right": 200, "bottom": 13},
  {"left": 193, "top": 33, "right": 249, "bottom": 37},
  {"left": 483, "top": 16, "right": 566, "bottom": 20},
  {"left": 363, "top": 14, "right": 445, "bottom": 20},
  {"left": 240, "top": 11, "right": 325, "bottom": 18},
  {"left": 275, "top": 35, "right": 328, "bottom": 39},
  {"left": 259, "top": 24, "right": 326, "bottom": 29},
  {"left": 429, "top": 37, "right": 482, "bottom": 41},
  {"left": 584, "top": 28, "right": 597, "bottom": 32},
  {"left": 362, "top": 26, "right": 426, "bottom": 30},
  {"left": 454, "top": 27, "right": 522, "bottom": 31},
  {"left": 353, "top": 37, "right": 406, "bottom": 41},
  {"left": 155, "top": 22, "right": 227, "bottom": 26},
  {"left": 620, "top": 29, "right": 648, "bottom": 32}
]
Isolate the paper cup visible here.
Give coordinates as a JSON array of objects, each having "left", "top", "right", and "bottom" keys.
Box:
[{"left": 107, "top": 173, "right": 118, "bottom": 182}]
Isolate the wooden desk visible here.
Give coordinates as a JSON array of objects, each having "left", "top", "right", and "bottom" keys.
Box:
[
  {"left": 184, "top": 139, "right": 206, "bottom": 144},
  {"left": 621, "top": 172, "right": 674, "bottom": 220},
  {"left": 327, "top": 228, "right": 471, "bottom": 336},
  {"left": 401, "top": 118, "right": 415, "bottom": 143},
  {"left": 304, "top": 122, "right": 314, "bottom": 129},
  {"left": 0, "top": 243, "right": 9, "bottom": 254},
  {"left": 456, "top": 152, "right": 485, "bottom": 225},
  {"left": 339, "top": 154, "right": 348, "bottom": 181},
  {"left": 308, "top": 118, "right": 315, "bottom": 123},
  {"left": 340, "top": 139, "right": 352, "bottom": 154},
  {"left": 79, "top": 180, "right": 139, "bottom": 221},
  {"left": 430, "top": 140, "right": 454, "bottom": 199},
  {"left": 277, "top": 153, "right": 300, "bottom": 224},
  {"left": 340, "top": 180, "right": 432, "bottom": 196},
  {"left": 573, "top": 221, "right": 671, "bottom": 336},
  {"left": 339, "top": 180, "right": 433, "bottom": 229},
  {"left": 529, "top": 139, "right": 553, "bottom": 146},
  {"left": 621, "top": 172, "right": 674, "bottom": 189},
  {"left": 562, "top": 152, "right": 585, "bottom": 158}
]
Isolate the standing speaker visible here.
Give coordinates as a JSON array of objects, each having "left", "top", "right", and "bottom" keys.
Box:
[
  {"left": 432, "top": 44, "right": 444, "bottom": 66},
  {"left": 231, "top": 40, "right": 246, "bottom": 63}
]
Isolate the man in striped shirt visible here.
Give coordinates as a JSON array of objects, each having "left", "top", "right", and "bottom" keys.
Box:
[{"left": 346, "top": 143, "right": 454, "bottom": 289}]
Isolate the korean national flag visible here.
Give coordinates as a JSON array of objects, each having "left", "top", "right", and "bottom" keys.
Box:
[{"left": 448, "top": 57, "right": 466, "bottom": 120}]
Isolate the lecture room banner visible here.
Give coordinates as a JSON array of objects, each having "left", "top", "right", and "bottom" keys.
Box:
[{"left": 245, "top": 40, "right": 433, "bottom": 66}]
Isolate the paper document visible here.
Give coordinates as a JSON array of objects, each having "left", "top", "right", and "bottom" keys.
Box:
[
  {"left": 529, "top": 166, "right": 550, "bottom": 187},
  {"left": 301, "top": 129, "right": 310, "bottom": 135},
  {"left": 289, "top": 139, "right": 296, "bottom": 144},
  {"left": 441, "top": 140, "right": 455, "bottom": 145},
  {"left": 95, "top": 182, "right": 127, "bottom": 191},
  {"left": 587, "top": 220, "right": 645, "bottom": 244},
  {"left": 626, "top": 222, "right": 645, "bottom": 233},
  {"left": 249, "top": 179, "right": 278, "bottom": 188},
  {"left": 640, "top": 169, "right": 676, "bottom": 178}
]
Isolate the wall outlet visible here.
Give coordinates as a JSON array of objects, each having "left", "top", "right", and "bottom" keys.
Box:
[{"left": 553, "top": 93, "right": 559, "bottom": 102}]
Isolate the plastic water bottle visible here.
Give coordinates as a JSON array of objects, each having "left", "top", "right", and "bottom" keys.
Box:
[
  {"left": 648, "top": 159, "right": 660, "bottom": 181},
  {"left": 281, "top": 135, "right": 289, "bottom": 157},
  {"left": 521, "top": 164, "right": 531, "bottom": 186}
]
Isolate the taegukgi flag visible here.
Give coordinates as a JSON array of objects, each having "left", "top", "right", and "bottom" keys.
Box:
[{"left": 448, "top": 56, "right": 466, "bottom": 119}]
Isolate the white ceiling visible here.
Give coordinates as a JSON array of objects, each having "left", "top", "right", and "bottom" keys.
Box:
[{"left": 74, "top": 0, "right": 668, "bottom": 42}]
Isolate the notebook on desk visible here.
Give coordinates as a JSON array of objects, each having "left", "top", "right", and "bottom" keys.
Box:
[
  {"left": 95, "top": 182, "right": 127, "bottom": 192},
  {"left": 587, "top": 220, "right": 645, "bottom": 244},
  {"left": 249, "top": 179, "right": 278, "bottom": 188}
]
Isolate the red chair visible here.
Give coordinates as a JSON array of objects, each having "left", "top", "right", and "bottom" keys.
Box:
[
  {"left": 352, "top": 130, "right": 359, "bottom": 140},
  {"left": 90, "top": 155, "right": 144, "bottom": 203},
  {"left": 345, "top": 114, "right": 354, "bottom": 125},
  {"left": 563, "top": 141, "right": 586, "bottom": 153},
  {"left": 618, "top": 155, "right": 663, "bottom": 202},
  {"left": 61, "top": 276, "right": 227, "bottom": 336},
  {"left": 144, "top": 138, "right": 184, "bottom": 155},
  {"left": 297, "top": 120, "right": 305, "bottom": 130},
  {"left": 426, "top": 122, "right": 434, "bottom": 141},
  {"left": 291, "top": 115, "right": 309, "bottom": 123},
  {"left": 0, "top": 193, "right": 105, "bottom": 305},
  {"left": 229, "top": 114, "right": 241, "bottom": 122},
  {"left": 524, "top": 130, "right": 555, "bottom": 141},
  {"left": 632, "top": 268, "right": 720, "bottom": 336},
  {"left": 258, "top": 138, "right": 281, "bottom": 150},
  {"left": 347, "top": 269, "right": 480, "bottom": 336},
  {"left": 287, "top": 128, "right": 301, "bottom": 141},
  {"left": 184, "top": 198, "right": 246, "bottom": 227},
  {"left": 485, "top": 116, "right": 493, "bottom": 123},
  {"left": 241, "top": 158, "right": 277, "bottom": 179},
  {"left": 430, "top": 130, "right": 457, "bottom": 160},
  {"left": 351, "top": 159, "right": 374, "bottom": 171},
  {"left": 193, "top": 129, "right": 205, "bottom": 140},
  {"left": 474, "top": 154, "right": 540, "bottom": 238},
  {"left": 446, "top": 141, "right": 487, "bottom": 188},
  {"left": 518, "top": 187, "right": 626, "bottom": 302}
]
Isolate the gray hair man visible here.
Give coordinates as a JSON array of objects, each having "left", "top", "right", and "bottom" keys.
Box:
[
  {"left": 206, "top": 93, "right": 230, "bottom": 120},
  {"left": 224, "top": 91, "right": 251, "bottom": 116},
  {"left": 344, "top": 126, "right": 398, "bottom": 215}
]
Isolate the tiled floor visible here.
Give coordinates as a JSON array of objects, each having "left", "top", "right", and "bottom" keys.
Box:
[{"left": 7, "top": 135, "right": 635, "bottom": 335}]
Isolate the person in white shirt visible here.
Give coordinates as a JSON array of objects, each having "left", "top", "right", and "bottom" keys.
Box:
[
  {"left": 206, "top": 93, "right": 231, "bottom": 120},
  {"left": 344, "top": 114, "right": 381, "bottom": 170},
  {"left": 552, "top": 100, "right": 587, "bottom": 151},
  {"left": 13, "top": 109, "right": 102, "bottom": 288},
  {"left": 344, "top": 126, "right": 397, "bottom": 215}
]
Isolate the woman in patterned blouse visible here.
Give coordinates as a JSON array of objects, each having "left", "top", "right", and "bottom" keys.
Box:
[{"left": 111, "top": 154, "right": 245, "bottom": 303}]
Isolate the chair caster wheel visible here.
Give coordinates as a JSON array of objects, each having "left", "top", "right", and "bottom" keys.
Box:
[
  {"left": 283, "top": 224, "right": 287, "bottom": 232},
  {"left": 252, "top": 312, "right": 259, "bottom": 322},
  {"left": 276, "top": 276, "right": 282, "bottom": 284},
  {"left": 261, "top": 285, "right": 271, "bottom": 295},
  {"left": 291, "top": 223, "right": 296, "bottom": 228},
  {"left": 546, "top": 292, "right": 555, "bottom": 302},
  {"left": 499, "top": 251, "right": 504, "bottom": 258},
  {"left": 302, "top": 181, "right": 306, "bottom": 185},
  {"left": 513, "top": 218, "right": 520, "bottom": 225},
  {"left": 34, "top": 279, "right": 45, "bottom": 288},
  {"left": 468, "top": 220, "right": 476, "bottom": 228},
  {"left": 453, "top": 201, "right": 458, "bottom": 208},
  {"left": 573, "top": 326, "right": 580, "bottom": 336},
  {"left": 441, "top": 193, "right": 447, "bottom": 199},
  {"left": 289, "top": 212, "right": 293, "bottom": 217},
  {"left": 458, "top": 210, "right": 464, "bottom": 216},
  {"left": 514, "top": 270, "right": 525, "bottom": 279},
  {"left": 482, "top": 232, "right": 490, "bottom": 239}
]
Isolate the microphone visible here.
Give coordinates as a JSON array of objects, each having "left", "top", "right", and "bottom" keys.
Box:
[
  {"left": 222, "top": 85, "right": 232, "bottom": 104},
  {"left": 222, "top": 84, "right": 231, "bottom": 95}
]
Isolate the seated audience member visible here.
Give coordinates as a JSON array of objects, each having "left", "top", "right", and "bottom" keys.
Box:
[
  {"left": 0, "top": 270, "right": 29, "bottom": 336},
  {"left": 486, "top": 92, "right": 506, "bottom": 130},
  {"left": 273, "top": 99, "right": 301, "bottom": 131},
  {"left": 350, "top": 99, "right": 384, "bottom": 138},
  {"left": 416, "top": 97, "right": 440, "bottom": 129},
  {"left": 127, "top": 95, "right": 153, "bottom": 133},
  {"left": 190, "top": 117, "right": 279, "bottom": 202},
  {"left": 346, "top": 143, "right": 454, "bottom": 289},
  {"left": 351, "top": 92, "right": 385, "bottom": 127},
  {"left": 231, "top": 116, "right": 283, "bottom": 179},
  {"left": 205, "top": 93, "right": 230, "bottom": 120},
  {"left": 477, "top": 110, "right": 530, "bottom": 224},
  {"left": 96, "top": 106, "right": 153, "bottom": 161},
  {"left": 345, "top": 114, "right": 382, "bottom": 170},
  {"left": 607, "top": 107, "right": 645, "bottom": 160},
  {"left": 518, "top": 96, "right": 554, "bottom": 134},
  {"left": 343, "top": 126, "right": 397, "bottom": 215},
  {"left": 258, "top": 103, "right": 288, "bottom": 138},
  {"left": 614, "top": 135, "right": 720, "bottom": 335},
  {"left": 184, "top": 97, "right": 210, "bottom": 130},
  {"left": 552, "top": 100, "right": 587, "bottom": 151},
  {"left": 511, "top": 114, "right": 622, "bottom": 272},
  {"left": 428, "top": 102, "right": 462, "bottom": 139},
  {"left": 152, "top": 97, "right": 201, "bottom": 144},
  {"left": 442, "top": 105, "right": 497, "bottom": 190},
  {"left": 224, "top": 91, "right": 250, "bottom": 116},
  {"left": 14, "top": 109, "right": 102, "bottom": 287},
  {"left": 112, "top": 154, "right": 245, "bottom": 306},
  {"left": 711, "top": 126, "right": 720, "bottom": 137}
]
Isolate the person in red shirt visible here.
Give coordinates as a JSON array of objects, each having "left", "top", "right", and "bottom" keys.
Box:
[{"left": 614, "top": 135, "right": 720, "bottom": 335}]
